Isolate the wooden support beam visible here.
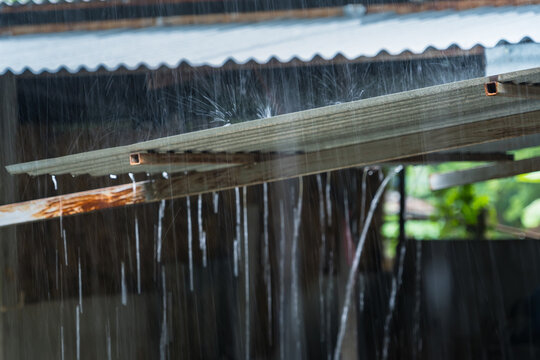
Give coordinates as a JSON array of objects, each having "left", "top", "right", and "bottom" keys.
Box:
[
  {"left": 8, "top": 67, "right": 540, "bottom": 177},
  {"left": 430, "top": 156, "right": 540, "bottom": 191},
  {"left": 485, "top": 81, "right": 540, "bottom": 100},
  {"left": 392, "top": 152, "right": 514, "bottom": 164},
  {"left": 1, "top": 108, "right": 540, "bottom": 228},
  {"left": 129, "top": 151, "right": 288, "bottom": 166},
  {"left": 495, "top": 223, "right": 540, "bottom": 240}
]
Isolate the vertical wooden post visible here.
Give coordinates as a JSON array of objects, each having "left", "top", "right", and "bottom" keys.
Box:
[{"left": 0, "top": 74, "right": 19, "bottom": 360}]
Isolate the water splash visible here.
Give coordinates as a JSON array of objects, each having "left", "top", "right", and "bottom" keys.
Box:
[
  {"left": 381, "top": 241, "right": 407, "bottom": 360},
  {"left": 135, "top": 217, "right": 141, "bottom": 294},
  {"left": 121, "top": 261, "right": 127, "bottom": 306},
  {"left": 243, "top": 186, "right": 250, "bottom": 360},
  {"left": 333, "top": 165, "right": 403, "bottom": 360},
  {"left": 198, "top": 194, "right": 207, "bottom": 268},
  {"left": 263, "top": 183, "right": 272, "bottom": 344},
  {"left": 187, "top": 197, "right": 194, "bottom": 292},
  {"left": 157, "top": 200, "right": 166, "bottom": 263}
]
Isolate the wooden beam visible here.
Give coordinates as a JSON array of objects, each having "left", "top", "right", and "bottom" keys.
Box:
[
  {"left": 8, "top": 67, "right": 540, "bottom": 177},
  {"left": 495, "top": 223, "right": 540, "bottom": 240},
  {"left": 1, "top": 107, "right": 540, "bottom": 228},
  {"left": 430, "top": 157, "right": 540, "bottom": 190},
  {"left": 391, "top": 152, "right": 514, "bottom": 164}
]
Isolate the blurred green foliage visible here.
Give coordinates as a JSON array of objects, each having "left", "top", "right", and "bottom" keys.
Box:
[{"left": 383, "top": 146, "right": 540, "bottom": 245}]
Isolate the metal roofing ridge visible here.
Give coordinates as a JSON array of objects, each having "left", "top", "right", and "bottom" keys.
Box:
[
  {"left": 1, "top": 4, "right": 540, "bottom": 75},
  {"left": 1, "top": 39, "right": 535, "bottom": 76},
  {"left": 0, "top": 0, "right": 103, "bottom": 6}
]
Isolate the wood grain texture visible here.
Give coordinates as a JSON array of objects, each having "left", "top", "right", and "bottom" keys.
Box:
[
  {"left": 7, "top": 67, "right": 540, "bottom": 177},
  {"left": 430, "top": 156, "right": 540, "bottom": 190},
  {"left": 1, "top": 107, "right": 540, "bottom": 228}
]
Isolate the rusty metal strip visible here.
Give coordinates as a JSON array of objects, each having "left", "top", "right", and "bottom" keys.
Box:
[{"left": 484, "top": 81, "right": 540, "bottom": 100}]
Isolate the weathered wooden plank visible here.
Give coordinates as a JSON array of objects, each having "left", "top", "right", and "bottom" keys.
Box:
[
  {"left": 1, "top": 108, "right": 539, "bottom": 228},
  {"left": 7, "top": 67, "right": 540, "bottom": 177},
  {"left": 430, "top": 156, "right": 540, "bottom": 191},
  {"left": 392, "top": 152, "right": 514, "bottom": 164},
  {"left": 0, "top": 181, "right": 149, "bottom": 227}
]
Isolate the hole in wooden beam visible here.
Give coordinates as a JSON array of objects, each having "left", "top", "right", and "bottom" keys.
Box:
[
  {"left": 130, "top": 153, "right": 141, "bottom": 165},
  {"left": 485, "top": 82, "right": 498, "bottom": 96}
]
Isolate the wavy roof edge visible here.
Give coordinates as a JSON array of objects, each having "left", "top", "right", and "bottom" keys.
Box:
[
  {"left": 0, "top": 42, "right": 521, "bottom": 77},
  {"left": 0, "top": 0, "right": 104, "bottom": 6}
]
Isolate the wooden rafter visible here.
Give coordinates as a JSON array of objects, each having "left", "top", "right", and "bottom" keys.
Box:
[
  {"left": 8, "top": 67, "right": 540, "bottom": 177},
  {"left": 430, "top": 157, "right": 540, "bottom": 190},
  {"left": 2, "top": 68, "right": 540, "bottom": 227}
]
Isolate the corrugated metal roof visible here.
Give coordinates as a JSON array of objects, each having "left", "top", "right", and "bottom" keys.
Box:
[
  {"left": 1, "top": 5, "right": 540, "bottom": 75},
  {"left": 0, "top": 0, "right": 102, "bottom": 6}
]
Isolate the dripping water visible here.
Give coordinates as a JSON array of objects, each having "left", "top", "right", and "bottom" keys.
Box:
[
  {"left": 76, "top": 305, "right": 80, "bottom": 360},
  {"left": 333, "top": 166, "right": 403, "bottom": 360},
  {"left": 121, "top": 261, "right": 127, "bottom": 306},
  {"left": 160, "top": 268, "right": 168, "bottom": 360},
  {"left": 78, "top": 251, "right": 83, "bottom": 313},
  {"left": 316, "top": 174, "right": 326, "bottom": 343},
  {"left": 187, "top": 197, "right": 194, "bottom": 292},
  {"left": 381, "top": 241, "right": 407, "bottom": 360},
  {"left": 233, "top": 187, "right": 241, "bottom": 277},
  {"left": 157, "top": 200, "right": 166, "bottom": 263},
  {"left": 291, "top": 178, "right": 304, "bottom": 357},
  {"left": 135, "top": 217, "right": 141, "bottom": 294},
  {"left": 263, "top": 182, "right": 272, "bottom": 344},
  {"left": 51, "top": 175, "right": 58, "bottom": 191},
  {"left": 279, "top": 200, "right": 286, "bottom": 360},
  {"left": 213, "top": 191, "right": 219, "bottom": 214},
  {"left": 325, "top": 172, "right": 332, "bottom": 226},
  {"left": 243, "top": 186, "right": 250, "bottom": 360},
  {"left": 198, "top": 194, "right": 207, "bottom": 268}
]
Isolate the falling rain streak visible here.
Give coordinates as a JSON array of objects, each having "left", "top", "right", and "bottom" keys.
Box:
[
  {"left": 198, "top": 194, "right": 207, "bottom": 267},
  {"left": 243, "top": 186, "right": 250, "bottom": 360},
  {"left": 157, "top": 200, "right": 166, "bottom": 263},
  {"left": 334, "top": 166, "right": 403, "bottom": 360},
  {"left": 187, "top": 197, "right": 194, "bottom": 292}
]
